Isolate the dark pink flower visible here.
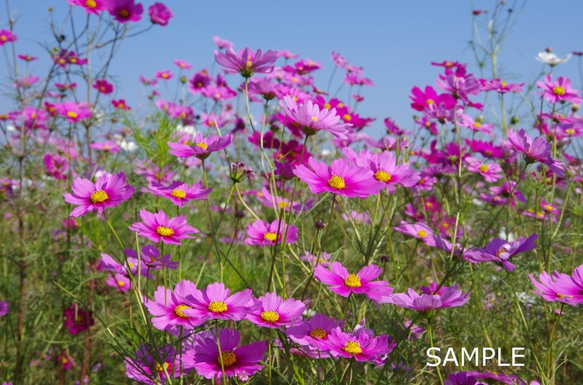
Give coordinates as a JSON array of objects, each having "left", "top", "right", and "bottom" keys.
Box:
[
  {"left": 104, "top": 0, "right": 143, "bottom": 23},
  {"left": 54, "top": 101, "right": 92, "bottom": 122},
  {"left": 0, "top": 30, "right": 16, "bottom": 45},
  {"left": 148, "top": 2, "right": 173, "bottom": 26},
  {"left": 68, "top": 0, "right": 108, "bottom": 15},
  {"left": 173, "top": 59, "right": 191, "bottom": 69},
  {"left": 536, "top": 74, "right": 582, "bottom": 105},
  {"left": 63, "top": 304, "right": 94, "bottom": 334},
  {"left": 246, "top": 292, "right": 305, "bottom": 328},
  {"left": 146, "top": 180, "right": 211, "bottom": 206},
  {"left": 245, "top": 219, "right": 298, "bottom": 247},
  {"left": 63, "top": 171, "right": 135, "bottom": 217},
  {"left": 143, "top": 280, "right": 202, "bottom": 330},
  {"left": 382, "top": 284, "right": 470, "bottom": 311},
  {"left": 507, "top": 129, "right": 564, "bottom": 176},
  {"left": 168, "top": 133, "right": 232, "bottom": 160},
  {"left": 323, "top": 327, "right": 393, "bottom": 363},
  {"left": 156, "top": 69, "right": 173, "bottom": 80},
  {"left": 183, "top": 328, "right": 267, "bottom": 379},
  {"left": 129, "top": 209, "right": 198, "bottom": 245},
  {"left": 529, "top": 264, "right": 583, "bottom": 306},
  {"left": 92, "top": 79, "right": 114, "bottom": 94},
  {"left": 215, "top": 47, "right": 277, "bottom": 78},
  {"left": 314, "top": 262, "right": 392, "bottom": 301}
]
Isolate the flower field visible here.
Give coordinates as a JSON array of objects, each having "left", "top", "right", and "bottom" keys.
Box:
[{"left": 0, "top": 1, "right": 582, "bottom": 384}]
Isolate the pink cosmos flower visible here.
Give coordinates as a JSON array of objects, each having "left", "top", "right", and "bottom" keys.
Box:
[
  {"left": 90, "top": 140, "right": 121, "bottom": 153},
  {"left": 18, "top": 54, "right": 37, "bottom": 61},
  {"left": 155, "top": 69, "right": 173, "bottom": 80},
  {"left": 482, "top": 78, "right": 524, "bottom": 93},
  {"left": 179, "top": 282, "right": 256, "bottom": 323},
  {"left": 54, "top": 101, "right": 92, "bottom": 122},
  {"left": 105, "top": 273, "right": 132, "bottom": 292},
  {"left": 314, "top": 262, "right": 392, "bottom": 301},
  {"left": 464, "top": 157, "right": 503, "bottom": 182},
  {"left": 246, "top": 292, "right": 306, "bottom": 329},
  {"left": 286, "top": 313, "right": 342, "bottom": 357},
  {"left": 529, "top": 264, "right": 583, "bottom": 306},
  {"left": 0, "top": 30, "right": 17, "bottom": 45},
  {"left": 44, "top": 153, "right": 69, "bottom": 180},
  {"left": 215, "top": 47, "right": 277, "bottom": 78},
  {"left": 0, "top": 301, "right": 9, "bottom": 317},
  {"left": 466, "top": 234, "right": 538, "bottom": 272},
  {"left": 436, "top": 72, "right": 481, "bottom": 104},
  {"left": 358, "top": 151, "right": 420, "bottom": 192},
  {"left": 168, "top": 133, "right": 232, "bottom": 160},
  {"left": 92, "top": 79, "right": 113, "bottom": 94},
  {"left": 68, "top": 0, "right": 108, "bottom": 15},
  {"left": 146, "top": 180, "right": 212, "bottom": 206},
  {"left": 143, "top": 280, "right": 202, "bottom": 330},
  {"left": 173, "top": 59, "right": 191, "bottom": 70},
  {"left": 536, "top": 74, "right": 582, "bottom": 105},
  {"left": 183, "top": 328, "right": 267, "bottom": 380},
  {"left": 507, "top": 129, "right": 564, "bottom": 176},
  {"left": 300, "top": 251, "right": 332, "bottom": 268},
  {"left": 212, "top": 36, "right": 233, "bottom": 50},
  {"left": 129, "top": 209, "right": 198, "bottom": 245},
  {"left": 280, "top": 95, "right": 350, "bottom": 140},
  {"left": 104, "top": 0, "right": 143, "bottom": 23},
  {"left": 294, "top": 157, "right": 384, "bottom": 199},
  {"left": 63, "top": 171, "right": 134, "bottom": 217},
  {"left": 394, "top": 221, "right": 437, "bottom": 246},
  {"left": 245, "top": 219, "right": 298, "bottom": 247},
  {"left": 148, "top": 2, "right": 173, "bottom": 26},
  {"left": 111, "top": 99, "right": 131, "bottom": 110},
  {"left": 323, "top": 327, "right": 393, "bottom": 363},
  {"left": 63, "top": 304, "right": 94, "bottom": 334},
  {"left": 409, "top": 85, "right": 456, "bottom": 112},
  {"left": 382, "top": 284, "right": 470, "bottom": 311}
]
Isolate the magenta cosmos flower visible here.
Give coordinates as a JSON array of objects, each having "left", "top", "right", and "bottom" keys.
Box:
[
  {"left": 146, "top": 180, "right": 212, "bottom": 206},
  {"left": 245, "top": 219, "right": 298, "bottom": 247},
  {"left": 314, "top": 262, "right": 392, "bottom": 301},
  {"left": 148, "top": 2, "right": 173, "bottom": 26},
  {"left": 294, "top": 157, "right": 384, "bottom": 199},
  {"left": 280, "top": 95, "right": 350, "bottom": 140},
  {"left": 246, "top": 292, "right": 305, "bottom": 329},
  {"left": 129, "top": 209, "right": 198, "bottom": 245},
  {"left": 529, "top": 264, "right": 583, "bottom": 306},
  {"left": 54, "top": 101, "right": 92, "bottom": 122},
  {"left": 507, "top": 129, "right": 564, "bottom": 176},
  {"left": 144, "top": 280, "right": 202, "bottom": 330},
  {"left": 168, "top": 133, "right": 232, "bottom": 160},
  {"left": 104, "top": 0, "right": 143, "bottom": 23},
  {"left": 323, "top": 327, "right": 393, "bottom": 363},
  {"left": 394, "top": 221, "right": 437, "bottom": 247},
  {"left": 536, "top": 74, "right": 582, "bottom": 105},
  {"left": 92, "top": 79, "right": 113, "bottom": 94},
  {"left": 215, "top": 47, "right": 277, "bottom": 78},
  {"left": 63, "top": 171, "right": 135, "bottom": 217},
  {"left": 0, "top": 29, "right": 17, "bottom": 45},
  {"left": 359, "top": 151, "right": 420, "bottom": 192},
  {"left": 466, "top": 234, "right": 538, "bottom": 272},
  {"left": 68, "top": 0, "right": 108, "bottom": 15},
  {"left": 286, "top": 313, "right": 343, "bottom": 356},
  {"left": 179, "top": 282, "right": 256, "bottom": 324},
  {"left": 183, "top": 328, "right": 267, "bottom": 380},
  {"left": 63, "top": 303, "right": 94, "bottom": 334},
  {"left": 382, "top": 284, "right": 470, "bottom": 312}
]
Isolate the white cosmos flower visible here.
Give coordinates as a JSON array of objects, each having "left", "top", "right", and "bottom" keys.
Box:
[{"left": 535, "top": 52, "right": 571, "bottom": 66}]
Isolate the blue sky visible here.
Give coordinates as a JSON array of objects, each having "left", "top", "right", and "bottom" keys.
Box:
[{"left": 3, "top": 0, "right": 583, "bottom": 138}]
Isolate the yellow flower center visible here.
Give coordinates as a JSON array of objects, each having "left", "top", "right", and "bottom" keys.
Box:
[
  {"left": 117, "top": 280, "right": 125, "bottom": 287},
  {"left": 207, "top": 301, "right": 228, "bottom": 313},
  {"left": 162, "top": 73, "right": 168, "bottom": 79},
  {"left": 74, "top": 314, "right": 84, "bottom": 323},
  {"left": 67, "top": 111, "right": 79, "bottom": 119},
  {"left": 328, "top": 175, "right": 346, "bottom": 190},
  {"left": 344, "top": 274, "right": 361, "bottom": 288},
  {"left": 343, "top": 114, "right": 352, "bottom": 121},
  {"left": 278, "top": 201, "right": 290, "bottom": 208},
  {"left": 309, "top": 328, "right": 327, "bottom": 339},
  {"left": 171, "top": 189, "right": 186, "bottom": 199},
  {"left": 86, "top": 2, "right": 97, "bottom": 10},
  {"left": 156, "top": 226, "right": 175, "bottom": 237},
  {"left": 90, "top": 190, "right": 108, "bottom": 203},
  {"left": 219, "top": 351, "right": 237, "bottom": 367},
  {"left": 0, "top": 36, "right": 6, "bottom": 42},
  {"left": 473, "top": 122, "right": 481, "bottom": 128},
  {"left": 246, "top": 60, "right": 253, "bottom": 68},
  {"left": 556, "top": 293, "right": 573, "bottom": 299},
  {"left": 58, "top": 58, "right": 66, "bottom": 65},
  {"left": 543, "top": 204, "right": 554, "bottom": 212},
  {"left": 118, "top": 8, "right": 129, "bottom": 18},
  {"left": 264, "top": 232, "right": 278, "bottom": 242},
  {"left": 174, "top": 304, "right": 191, "bottom": 318},
  {"left": 324, "top": 103, "right": 331, "bottom": 109},
  {"left": 478, "top": 164, "right": 488, "bottom": 173},
  {"left": 374, "top": 170, "right": 392, "bottom": 182},
  {"left": 552, "top": 86, "right": 565, "bottom": 96},
  {"left": 566, "top": 128, "right": 575, "bottom": 134},
  {"left": 260, "top": 311, "right": 280, "bottom": 323},
  {"left": 70, "top": 58, "right": 77, "bottom": 63},
  {"left": 343, "top": 341, "right": 362, "bottom": 355},
  {"left": 155, "top": 362, "right": 169, "bottom": 372},
  {"left": 196, "top": 142, "right": 208, "bottom": 150},
  {"left": 426, "top": 99, "right": 434, "bottom": 105},
  {"left": 417, "top": 230, "right": 427, "bottom": 238},
  {"left": 311, "top": 116, "right": 318, "bottom": 122}
]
